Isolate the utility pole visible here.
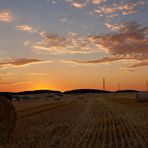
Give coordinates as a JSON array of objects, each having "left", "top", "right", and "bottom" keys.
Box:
[{"left": 103, "top": 78, "right": 105, "bottom": 91}]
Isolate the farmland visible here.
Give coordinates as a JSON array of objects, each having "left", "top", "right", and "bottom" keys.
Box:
[{"left": 2, "top": 93, "right": 148, "bottom": 148}]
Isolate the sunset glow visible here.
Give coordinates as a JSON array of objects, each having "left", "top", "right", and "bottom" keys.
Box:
[{"left": 0, "top": 0, "right": 148, "bottom": 92}]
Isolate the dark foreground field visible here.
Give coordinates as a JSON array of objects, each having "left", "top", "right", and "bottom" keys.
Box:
[{"left": 2, "top": 93, "right": 148, "bottom": 148}]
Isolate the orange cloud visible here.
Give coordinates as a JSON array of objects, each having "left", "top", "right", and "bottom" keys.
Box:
[
  {"left": 66, "top": 21, "right": 148, "bottom": 68},
  {"left": 16, "top": 25, "right": 37, "bottom": 33},
  {"left": 64, "top": 0, "right": 106, "bottom": 9},
  {"left": 71, "top": 2, "right": 85, "bottom": 8},
  {"left": 67, "top": 0, "right": 106, "bottom": 6},
  {"left": 33, "top": 32, "right": 97, "bottom": 54},
  {"left": 0, "top": 72, "right": 6, "bottom": 76},
  {"left": 94, "top": 1, "right": 145, "bottom": 17},
  {"left": 87, "top": 21, "right": 148, "bottom": 56},
  {"left": 0, "top": 58, "right": 51, "bottom": 69},
  {"left": 91, "top": 0, "right": 106, "bottom": 4},
  {"left": 129, "top": 60, "right": 148, "bottom": 68},
  {"left": 113, "top": 1, "right": 144, "bottom": 11},
  {"left": 122, "top": 10, "right": 138, "bottom": 15},
  {"left": 105, "top": 23, "right": 122, "bottom": 31},
  {"left": 95, "top": 6, "right": 116, "bottom": 14},
  {"left": 0, "top": 10, "right": 13, "bottom": 22},
  {"left": 120, "top": 67, "right": 136, "bottom": 72},
  {"left": 68, "top": 54, "right": 140, "bottom": 64},
  {"left": 33, "top": 21, "right": 148, "bottom": 60},
  {"left": 29, "top": 73, "right": 48, "bottom": 76},
  {"left": 0, "top": 80, "right": 30, "bottom": 86}
]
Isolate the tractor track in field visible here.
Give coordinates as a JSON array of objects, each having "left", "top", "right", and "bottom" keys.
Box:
[
  {"left": 18, "top": 100, "right": 77, "bottom": 119},
  {"left": 57, "top": 95, "right": 148, "bottom": 148},
  {"left": 99, "top": 96, "right": 147, "bottom": 148}
]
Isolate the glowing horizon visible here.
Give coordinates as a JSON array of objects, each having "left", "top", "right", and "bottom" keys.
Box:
[{"left": 0, "top": 0, "right": 148, "bottom": 92}]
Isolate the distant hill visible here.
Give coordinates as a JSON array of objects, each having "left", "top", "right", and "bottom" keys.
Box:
[
  {"left": 0, "top": 89, "right": 140, "bottom": 101},
  {"left": 0, "top": 90, "right": 62, "bottom": 101},
  {"left": 114, "top": 90, "right": 139, "bottom": 93},
  {"left": 16, "top": 90, "right": 61, "bottom": 95},
  {"left": 64, "top": 89, "right": 111, "bottom": 94}
]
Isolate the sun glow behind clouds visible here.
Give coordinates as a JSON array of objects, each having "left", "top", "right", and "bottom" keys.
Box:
[
  {"left": 0, "top": 0, "right": 147, "bottom": 91},
  {"left": 31, "top": 82, "right": 52, "bottom": 90}
]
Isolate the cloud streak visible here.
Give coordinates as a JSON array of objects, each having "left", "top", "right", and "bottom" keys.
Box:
[
  {"left": 68, "top": 54, "right": 140, "bottom": 64},
  {"left": 64, "top": 0, "right": 106, "bottom": 9},
  {"left": 87, "top": 21, "right": 148, "bottom": 56},
  {"left": 91, "top": 0, "right": 106, "bottom": 5},
  {"left": 71, "top": 2, "right": 85, "bottom": 8},
  {"left": 0, "top": 80, "right": 31, "bottom": 86},
  {"left": 129, "top": 60, "right": 148, "bottom": 68},
  {"left": 47, "top": 0, "right": 145, "bottom": 19},
  {"left": 94, "top": 1, "right": 144, "bottom": 17},
  {"left": 66, "top": 21, "right": 148, "bottom": 68},
  {"left": 0, "top": 58, "right": 52, "bottom": 69},
  {"left": 105, "top": 23, "right": 122, "bottom": 31},
  {"left": 33, "top": 21, "right": 148, "bottom": 59},
  {"left": 33, "top": 32, "right": 98, "bottom": 54},
  {"left": 0, "top": 10, "right": 13, "bottom": 22},
  {"left": 29, "top": 73, "right": 48, "bottom": 76},
  {"left": 16, "top": 25, "right": 37, "bottom": 33}
]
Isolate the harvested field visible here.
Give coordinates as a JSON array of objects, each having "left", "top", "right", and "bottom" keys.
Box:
[
  {"left": 0, "top": 95, "right": 16, "bottom": 144},
  {"left": 2, "top": 93, "right": 148, "bottom": 148}
]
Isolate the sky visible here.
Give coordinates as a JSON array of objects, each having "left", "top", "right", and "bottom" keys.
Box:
[{"left": 0, "top": 0, "right": 148, "bottom": 92}]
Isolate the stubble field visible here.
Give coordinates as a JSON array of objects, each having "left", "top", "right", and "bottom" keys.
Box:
[{"left": 2, "top": 93, "right": 148, "bottom": 148}]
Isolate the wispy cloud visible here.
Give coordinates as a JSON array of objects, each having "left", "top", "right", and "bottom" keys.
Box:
[
  {"left": 60, "top": 18, "right": 68, "bottom": 22},
  {"left": 120, "top": 67, "right": 136, "bottom": 72},
  {"left": 33, "top": 21, "right": 148, "bottom": 60},
  {"left": 66, "top": 21, "right": 148, "bottom": 68},
  {"left": 0, "top": 58, "right": 52, "bottom": 69},
  {"left": 47, "top": 0, "right": 144, "bottom": 18},
  {"left": 113, "top": 1, "right": 144, "bottom": 11},
  {"left": 33, "top": 32, "right": 98, "bottom": 54},
  {"left": 71, "top": 2, "right": 85, "bottom": 8},
  {"left": 129, "top": 60, "right": 148, "bottom": 68},
  {"left": 68, "top": 54, "right": 140, "bottom": 64},
  {"left": 87, "top": 21, "right": 148, "bottom": 56},
  {"left": 16, "top": 25, "right": 37, "bottom": 33},
  {"left": 0, "top": 10, "right": 13, "bottom": 23},
  {"left": 91, "top": 0, "right": 106, "bottom": 5},
  {"left": 64, "top": 0, "right": 105, "bottom": 9},
  {"left": 29, "top": 73, "right": 48, "bottom": 76},
  {"left": 105, "top": 23, "right": 122, "bottom": 31},
  {"left": 94, "top": 1, "right": 144, "bottom": 17},
  {"left": 0, "top": 72, "right": 13, "bottom": 76},
  {"left": 47, "top": 0, "right": 57, "bottom": 4},
  {"left": 0, "top": 72, "right": 6, "bottom": 76},
  {"left": 122, "top": 10, "right": 137, "bottom": 15},
  {"left": 0, "top": 80, "right": 31, "bottom": 86},
  {"left": 95, "top": 6, "right": 116, "bottom": 14}
]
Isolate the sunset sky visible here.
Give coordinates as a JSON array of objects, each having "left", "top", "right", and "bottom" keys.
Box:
[{"left": 0, "top": 0, "right": 148, "bottom": 92}]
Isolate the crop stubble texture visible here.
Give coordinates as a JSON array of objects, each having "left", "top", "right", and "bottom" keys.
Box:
[{"left": 4, "top": 94, "right": 148, "bottom": 148}]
